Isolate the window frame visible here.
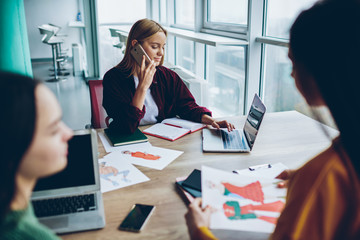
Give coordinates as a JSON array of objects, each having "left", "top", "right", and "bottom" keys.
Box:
[
  {"left": 171, "top": 0, "right": 196, "bottom": 30},
  {"left": 202, "top": 0, "right": 249, "bottom": 37}
]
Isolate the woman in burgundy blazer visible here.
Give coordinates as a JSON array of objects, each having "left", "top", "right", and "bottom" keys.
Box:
[{"left": 103, "top": 19, "right": 234, "bottom": 134}]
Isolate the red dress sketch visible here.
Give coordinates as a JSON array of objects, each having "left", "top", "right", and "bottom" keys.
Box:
[
  {"left": 222, "top": 181, "right": 264, "bottom": 203},
  {"left": 130, "top": 151, "right": 161, "bottom": 160}
]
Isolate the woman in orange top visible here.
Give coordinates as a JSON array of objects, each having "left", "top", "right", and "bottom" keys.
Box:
[{"left": 185, "top": 1, "right": 360, "bottom": 239}]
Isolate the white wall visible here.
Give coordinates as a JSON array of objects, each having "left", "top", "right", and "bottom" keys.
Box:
[{"left": 24, "top": 0, "right": 81, "bottom": 59}]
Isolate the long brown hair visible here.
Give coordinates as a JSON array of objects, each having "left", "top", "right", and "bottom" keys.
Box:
[
  {"left": 0, "top": 72, "right": 39, "bottom": 222},
  {"left": 290, "top": 0, "right": 360, "bottom": 178},
  {"left": 116, "top": 18, "right": 167, "bottom": 76}
]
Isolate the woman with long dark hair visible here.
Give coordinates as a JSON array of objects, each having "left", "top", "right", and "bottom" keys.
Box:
[
  {"left": 0, "top": 72, "right": 73, "bottom": 239},
  {"left": 185, "top": 0, "right": 360, "bottom": 239}
]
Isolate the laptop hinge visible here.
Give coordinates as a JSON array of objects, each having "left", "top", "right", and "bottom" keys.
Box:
[{"left": 243, "top": 129, "right": 252, "bottom": 150}]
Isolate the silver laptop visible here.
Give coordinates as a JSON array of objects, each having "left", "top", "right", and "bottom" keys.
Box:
[
  {"left": 202, "top": 94, "right": 266, "bottom": 152},
  {"left": 31, "top": 129, "right": 105, "bottom": 234}
]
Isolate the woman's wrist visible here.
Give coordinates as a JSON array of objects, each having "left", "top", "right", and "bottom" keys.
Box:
[{"left": 201, "top": 114, "right": 215, "bottom": 125}]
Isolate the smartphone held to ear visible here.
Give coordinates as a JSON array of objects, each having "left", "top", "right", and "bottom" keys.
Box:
[
  {"left": 118, "top": 204, "right": 155, "bottom": 232},
  {"left": 131, "top": 44, "right": 151, "bottom": 66}
]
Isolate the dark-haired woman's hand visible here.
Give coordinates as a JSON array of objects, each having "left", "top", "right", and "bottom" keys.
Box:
[
  {"left": 185, "top": 198, "right": 214, "bottom": 239},
  {"left": 276, "top": 169, "right": 296, "bottom": 188}
]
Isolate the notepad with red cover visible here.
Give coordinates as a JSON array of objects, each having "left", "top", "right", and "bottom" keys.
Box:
[{"left": 143, "top": 118, "right": 206, "bottom": 141}]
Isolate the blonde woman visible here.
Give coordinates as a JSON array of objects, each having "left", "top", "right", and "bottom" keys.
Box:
[{"left": 103, "top": 18, "right": 234, "bottom": 134}]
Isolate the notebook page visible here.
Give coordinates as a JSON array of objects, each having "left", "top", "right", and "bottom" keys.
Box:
[
  {"left": 143, "top": 123, "right": 190, "bottom": 140},
  {"left": 161, "top": 118, "right": 205, "bottom": 132}
]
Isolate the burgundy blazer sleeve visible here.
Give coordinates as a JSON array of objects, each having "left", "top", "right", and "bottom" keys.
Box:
[
  {"left": 157, "top": 66, "right": 212, "bottom": 123},
  {"left": 102, "top": 67, "right": 145, "bottom": 133}
]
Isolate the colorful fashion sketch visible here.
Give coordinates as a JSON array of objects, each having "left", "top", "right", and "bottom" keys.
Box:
[{"left": 202, "top": 166, "right": 287, "bottom": 233}]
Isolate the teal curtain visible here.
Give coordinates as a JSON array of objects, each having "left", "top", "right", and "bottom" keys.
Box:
[{"left": 0, "top": 0, "right": 33, "bottom": 77}]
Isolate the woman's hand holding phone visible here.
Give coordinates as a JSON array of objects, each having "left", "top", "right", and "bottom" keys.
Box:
[{"left": 137, "top": 55, "right": 156, "bottom": 91}]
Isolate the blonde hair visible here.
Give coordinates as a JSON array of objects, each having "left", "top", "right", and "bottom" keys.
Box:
[{"left": 116, "top": 19, "right": 167, "bottom": 76}]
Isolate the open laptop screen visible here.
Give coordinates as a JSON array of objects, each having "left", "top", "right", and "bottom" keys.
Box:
[
  {"left": 34, "top": 133, "right": 96, "bottom": 192},
  {"left": 243, "top": 94, "right": 266, "bottom": 150}
]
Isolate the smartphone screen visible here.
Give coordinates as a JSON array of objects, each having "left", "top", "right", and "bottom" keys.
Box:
[
  {"left": 118, "top": 204, "right": 155, "bottom": 232},
  {"left": 130, "top": 44, "right": 151, "bottom": 66}
]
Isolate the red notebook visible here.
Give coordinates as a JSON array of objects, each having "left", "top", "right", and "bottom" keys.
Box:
[{"left": 143, "top": 118, "right": 206, "bottom": 141}]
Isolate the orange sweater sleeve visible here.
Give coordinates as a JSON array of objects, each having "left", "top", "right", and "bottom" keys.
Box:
[
  {"left": 271, "top": 143, "right": 360, "bottom": 240},
  {"left": 192, "top": 226, "right": 218, "bottom": 240}
]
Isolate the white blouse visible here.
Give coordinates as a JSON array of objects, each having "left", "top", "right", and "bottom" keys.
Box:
[{"left": 133, "top": 76, "right": 159, "bottom": 125}]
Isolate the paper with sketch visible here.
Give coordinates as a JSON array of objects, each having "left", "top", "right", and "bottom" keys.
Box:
[
  {"left": 98, "top": 131, "right": 152, "bottom": 153},
  {"left": 98, "top": 158, "right": 149, "bottom": 193},
  {"left": 202, "top": 166, "right": 287, "bottom": 233},
  {"left": 104, "top": 144, "right": 183, "bottom": 170},
  {"left": 234, "top": 163, "right": 288, "bottom": 179}
]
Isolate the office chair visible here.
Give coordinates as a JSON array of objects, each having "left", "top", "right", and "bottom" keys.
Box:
[
  {"left": 109, "top": 28, "right": 127, "bottom": 53},
  {"left": 87, "top": 80, "right": 110, "bottom": 129},
  {"left": 38, "top": 25, "right": 67, "bottom": 82},
  {"left": 44, "top": 23, "right": 69, "bottom": 74}
]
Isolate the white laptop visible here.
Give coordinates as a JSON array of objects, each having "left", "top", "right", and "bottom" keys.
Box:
[
  {"left": 31, "top": 129, "right": 105, "bottom": 234},
  {"left": 202, "top": 94, "right": 266, "bottom": 152}
]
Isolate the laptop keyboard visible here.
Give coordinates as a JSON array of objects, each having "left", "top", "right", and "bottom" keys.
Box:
[
  {"left": 32, "top": 193, "right": 97, "bottom": 218},
  {"left": 221, "top": 130, "right": 245, "bottom": 149}
]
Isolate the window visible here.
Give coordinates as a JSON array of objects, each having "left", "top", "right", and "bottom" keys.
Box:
[
  {"left": 97, "top": 0, "right": 146, "bottom": 24},
  {"left": 262, "top": 45, "right": 306, "bottom": 113},
  {"left": 204, "top": 0, "right": 248, "bottom": 34},
  {"left": 206, "top": 45, "right": 246, "bottom": 117},
  {"left": 265, "top": 0, "right": 318, "bottom": 39},
  {"left": 159, "top": 0, "right": 167, "bottom": 24},
  {"left": 260, "top": 0, "right": 318, "bottom": 114},
  {"left": 176, "top": 38, "right": 195, "bottom": 73},
  {"left": 132, "top": 0, "right": 326, "bottom": 118},
  {"left": 96, "top": 0, "right": 146, "bottom": 77},
  {"left": 174, "top": 0, "right": 195, "bottom": 29}
]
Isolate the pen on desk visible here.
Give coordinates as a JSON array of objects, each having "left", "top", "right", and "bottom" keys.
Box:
[
  {"left": 249, "top": 163, "right": 272, "bottom": 171},
  {"left": 232, "top": 163, "right": 272, "bottom": 174}
]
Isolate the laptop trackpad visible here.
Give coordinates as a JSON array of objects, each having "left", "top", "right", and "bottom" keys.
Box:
[
  {"left": 203, "top": 128, "right": 224, "bottom": 149},
  {"left": 39, "top": 216, "right": 68, "bottom": 229}
]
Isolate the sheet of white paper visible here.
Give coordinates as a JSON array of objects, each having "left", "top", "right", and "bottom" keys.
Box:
[
  {"left": 234, "top": 163, "right": 288, "bottom": 180},
  {"left": 104, "top": 144, "right": 183, "bottom": 170},
  {"left": 202, "top": 166, "right": 286, "bottom": 233},
  {"left": 98, "top": 158, "right": 149, "bottom": 193},
  {"left": 98, "top": 131, "right": 152, "bottom": 153}
]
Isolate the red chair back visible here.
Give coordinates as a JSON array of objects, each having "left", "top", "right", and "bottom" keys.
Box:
[{"left": 88, "top": 80, "right": 109, "bottom": 129}]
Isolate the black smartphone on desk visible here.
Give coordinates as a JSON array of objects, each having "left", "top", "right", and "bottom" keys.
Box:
[{"left": 118, "top": 204, "right": 155, "bottom": 232}]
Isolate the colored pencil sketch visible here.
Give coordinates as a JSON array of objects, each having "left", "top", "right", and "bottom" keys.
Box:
[
  {"left": 121, "top": 150, "right": 161, "bottom": 160},
  {"left": 105, "top": 145, "right": 183, "bottom": 170},
  {"left": 98, "top": 158, "right": 149, "bottom": 193},
  {"left": 202, "top": 166, "right": 286, "bottom": 233}
]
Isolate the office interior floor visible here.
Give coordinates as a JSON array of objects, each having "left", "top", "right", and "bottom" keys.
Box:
[{"left": 32, "top": 60, "right": 91, "bottom": 130}]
